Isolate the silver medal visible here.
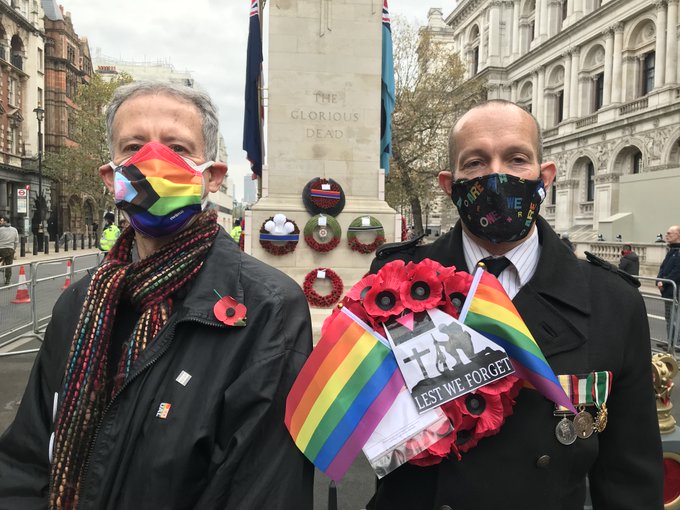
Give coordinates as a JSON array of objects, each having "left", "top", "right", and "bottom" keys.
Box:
[{"left": 555, "top": 417, "right": 577, "bottom": 445}]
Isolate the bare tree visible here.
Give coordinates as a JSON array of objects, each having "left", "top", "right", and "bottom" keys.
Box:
[{"left": 386, "top": 17, "right": 485, "bottom": 235}]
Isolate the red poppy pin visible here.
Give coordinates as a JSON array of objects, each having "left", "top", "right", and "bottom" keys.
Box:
[{"left": 213, "top": 291, "right": 247, "bottom": 326}]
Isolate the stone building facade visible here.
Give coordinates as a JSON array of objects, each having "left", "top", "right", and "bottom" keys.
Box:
[
  {"left": 0, "top": 0, "right": 45, "bottom": 235},
  {"left": 425, "top": 0, "right": 680, "bottom": 247}
]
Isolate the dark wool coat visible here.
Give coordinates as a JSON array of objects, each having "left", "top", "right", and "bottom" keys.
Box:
[
  {"left": 0, "top": 230, "right": 314, "bottom": 510},
  {"left": 657, "top": 244, "right": 680, "bottom": 298},
  {"left": 367, "top": 217, "right": 663, "bottom": 510},
  {"left": 618, "top": 251, "right": 640, "bottom": 276}
]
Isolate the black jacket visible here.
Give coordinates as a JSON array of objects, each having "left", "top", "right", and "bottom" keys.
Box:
[
  {"left": 367, "top": 217, "right": 663, "bottom": 510},
  {"left": 657, "top": 244, "right": 680, "bottom": 298},
  {"left": 618, "top": 251, "right": 639, "bottom": 276},
  {"left": 0, "top": 230, "right": 314, "bottom": 510}
]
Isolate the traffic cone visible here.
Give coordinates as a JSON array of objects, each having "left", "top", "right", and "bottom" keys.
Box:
[
  {"left": 63, "top": 260, "right": 71, "bottom": 290},
  {"left": 11, "top": 265, "right": 30, "bottom": 304}
]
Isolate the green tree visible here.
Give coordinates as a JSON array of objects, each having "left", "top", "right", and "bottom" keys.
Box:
[
  {"left": 386, "top": 18, "right": 486, "bottom": 235},
  {"left": 44, "top": 72, "right": 133, "bottom": 215}
]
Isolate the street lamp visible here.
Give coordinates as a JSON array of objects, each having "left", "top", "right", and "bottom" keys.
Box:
[{"left": 33, "top": 107, "right": 45, "bottom": 251}]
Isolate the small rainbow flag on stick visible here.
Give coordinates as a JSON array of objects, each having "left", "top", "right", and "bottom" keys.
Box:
[
  {"left": 459, "top": 267, "right": 576, "bottom": 413},
  {"left": 285, "top": 307, "right": 403, "bottom": 480}
]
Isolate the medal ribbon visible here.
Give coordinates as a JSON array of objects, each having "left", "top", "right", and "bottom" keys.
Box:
[{"left": 556, "top": 371, "right": 612, "bottom": 411}]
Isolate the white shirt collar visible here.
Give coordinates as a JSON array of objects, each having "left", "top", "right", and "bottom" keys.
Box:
[{"left": 462, "top": 227, "right": 541, "bottom": 297}]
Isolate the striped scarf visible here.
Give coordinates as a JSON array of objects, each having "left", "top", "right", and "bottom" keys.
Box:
[{"left": 49, "top": 210, "right": 219, "bottom": 509}]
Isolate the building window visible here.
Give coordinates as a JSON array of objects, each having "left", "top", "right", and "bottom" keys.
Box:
[
  {"left": 586, "top": 161, "right": 595, "bottom": 201},
  {"left": 37, "top": 87, "right": 43, "bottom": 108},
  {"left": 472, "top": 46, "right": 479, "bottom": 74},
  {"left": 37, "top": 47, "right": 43, "bottom": 72},
  {"left": 551, "top": 183, "right": 557, "bottom": 205},
  {"left": 592, "top": 73, "right": 604, "bottom": 111},
  {"left": 561, "top": 0, "right": 568, "bottom": 23},
  {"left": 8, "top": 77, "right": 16, "bottom": 106},
  {"left": 529, "top": 19, "right": 536, "bottom": 41},
  {"left": 67, "top": 45, "right": 75, "bottom": 64},
  {"left": 632, "top": 150, "right": 642, "bottom": 174},
  {"left": 641, "top": 52, "right": 655, "bottom": 96},
  {"left": 555, "top": 90, "right": 564, "bottom": 124}
]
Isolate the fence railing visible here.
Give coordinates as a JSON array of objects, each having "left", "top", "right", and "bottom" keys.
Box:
[{"left": 0, "top": 253, "right": 103, "bottom": 357}]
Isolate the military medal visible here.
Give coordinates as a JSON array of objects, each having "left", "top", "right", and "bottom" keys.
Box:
[
  {"left": 555, "top": 371, "right": 612, "bottom": 441},
  {"left": 555, "top": 417, "right": 577, "bottom": 445},
  {"left": 573, "top": 406, "right": 594, "bottom": 439},
  {"left": 594, "top": 403, "right": 608, "bottom": 433}
]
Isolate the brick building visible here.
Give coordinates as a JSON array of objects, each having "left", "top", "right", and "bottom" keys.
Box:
[{"left": 42, "top": 0, "right": 92, "bottom": 237}]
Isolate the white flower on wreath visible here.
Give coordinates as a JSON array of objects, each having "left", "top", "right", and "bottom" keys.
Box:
[{"left": 264, "top": 213, "right": 295, "bottom": 236}]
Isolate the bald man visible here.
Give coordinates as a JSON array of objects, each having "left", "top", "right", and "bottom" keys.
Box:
[
  {"left": 368, "top": 100, "right": 662, "bottom": 510},
  {"left": 658, "top": 225, "right": 680, "bottom": 343}
]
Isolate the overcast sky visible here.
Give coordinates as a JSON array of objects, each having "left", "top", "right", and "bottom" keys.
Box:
[{"left": 60, "top": 0, "right": 456, "bottom": 199}]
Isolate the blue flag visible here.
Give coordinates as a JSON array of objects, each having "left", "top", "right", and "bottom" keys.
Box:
[
  {"left": 380, "top": 0, "right": 395, "bottom": 175},
  {"left": 243, "top": 0, "right": 264, "bottom": 177}
]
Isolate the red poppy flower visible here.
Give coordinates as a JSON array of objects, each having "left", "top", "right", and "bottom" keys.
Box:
[
  {"left": 418, "top": 258, "right": 448, "bottom": 276},
  {"left": 400, "top": 263, "right": 443, "bottom": 312},
  {"left": 213, "top": 296, "right": 247, "bottom": 326},
  {"left": 346, "top": 273, "right": 378, "bottom": 302},
  {"left": 440, "top": 270, "right": 474, "bottom": 318},
  {"left": 363, "top": 260, "right": 406, "bottom": 319}
]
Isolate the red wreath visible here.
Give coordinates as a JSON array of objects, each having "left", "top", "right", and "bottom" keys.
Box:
[
  {"left": 303, "top": 268, "right": 344, "bottom": 308},
  {"left": 323, "top": 259, "right": 522, "bottom": 465},
  {"left": 309, "top": 179, "right": 342, "bottom": 210},
  {"left": 348, "top": 236, "right": 386, "bottom": 254}
]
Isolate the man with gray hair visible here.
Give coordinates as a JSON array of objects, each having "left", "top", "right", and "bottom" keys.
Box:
[{"left": 0, "top": 82, "right": 314, "bottom": 509}]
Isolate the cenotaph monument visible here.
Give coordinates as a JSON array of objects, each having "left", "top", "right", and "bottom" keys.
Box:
[{"left": 244, "top": 0, "right": 400, "bottom": 331}]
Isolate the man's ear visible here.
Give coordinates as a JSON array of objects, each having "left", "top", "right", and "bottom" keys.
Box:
[
  {"left": 205, "top": 162, "right": 228, "bottom": 193},
  {"left": 438, "top": 171, "right": 453, "bottom": 197},
  {"left": 99, "top": 163, "right": 115, "bottom": 194},
  {"left": 539, "top": 161, "right": 557, "bottom": 192}
]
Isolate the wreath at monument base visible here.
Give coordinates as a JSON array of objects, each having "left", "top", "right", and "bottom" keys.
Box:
[
  {"left": 259, "top": 215, "right": 300, "bottom": 256},
  {"left": 303, "top": 268, "right": 343, "bottom": 308},
  {"left": 322, "top": 258, "right": 522, "bottom": 465},
  {"left": 347, "top": 216, "right": 386, "bottom": 254},
  {"left": 302, "top": 177, "right": 346, "bottom": 217},
  {"left": 303, "top": 215, "right": 342, "bottom": 253}
]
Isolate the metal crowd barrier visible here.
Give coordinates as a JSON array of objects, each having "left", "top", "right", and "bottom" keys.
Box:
[
  {"left": 636, "top": 276, "right": 679, "bottom": 355},
  {"left": 0, "top": 253, "right": 103, "bottom": 358}
]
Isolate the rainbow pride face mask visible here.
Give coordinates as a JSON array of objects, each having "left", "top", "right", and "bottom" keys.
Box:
[{"left": 112, "top": 142, "right": 213, "bottom": 238}]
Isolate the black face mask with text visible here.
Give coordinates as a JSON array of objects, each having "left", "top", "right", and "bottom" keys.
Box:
[{"left": 450, "top": 173, "right": 546, "bottom": 244}]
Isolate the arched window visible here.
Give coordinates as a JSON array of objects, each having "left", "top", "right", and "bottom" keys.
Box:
[{"left": 632, "top": 150, "right": 642, "bottom": 174}]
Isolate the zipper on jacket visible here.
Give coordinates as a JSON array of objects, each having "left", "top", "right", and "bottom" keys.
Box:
[{"left": 76, "top": 314, "right": 229, "bottom": 504}]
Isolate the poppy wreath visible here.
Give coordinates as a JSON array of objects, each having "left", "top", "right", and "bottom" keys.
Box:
[
  {"left": 303, "top": 215, "right": 342, "bottom": 253},
  {"left": 259, "top": 215, "right": 300, "bottom": 256},
  {"left": 302, "top": 177, "right": 346, "bottom": 217},
  {"left": 321, "top": 259, "right": 522, "bottom": 465},
  {"left": 303, "top": 268, "right": 343, "bottom": 308},
  {"left": 347, "top": 216, "right": 386, "bottom": 254}
]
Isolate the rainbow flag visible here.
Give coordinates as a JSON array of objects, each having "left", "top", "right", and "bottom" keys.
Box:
[
  {"left": 285, "top": 307, "right": 403, "bottom": 480},
  {"left": 459, "top": 267, "right": 576, "bottom": 413}
]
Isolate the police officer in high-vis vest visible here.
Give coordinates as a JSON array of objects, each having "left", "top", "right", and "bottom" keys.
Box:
[{"left": 99, "top": 212, "right": 120, "bottom": 252}]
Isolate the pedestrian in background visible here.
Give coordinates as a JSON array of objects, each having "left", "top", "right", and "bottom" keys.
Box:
[
  {"left": 230, "top": 218, "right": 242, "bottom": 242},
  {"left": 0, "top": 214, "right": 19, "bottom": 285},
  {"left": 657, "top": 225, "right": 680, "bottom": 342},
  {"left": 99, "top": 211, "right": 120, "bottom": 253},
  {"left": 619, "top": 243, "right": 640, "bottom": 275}
]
